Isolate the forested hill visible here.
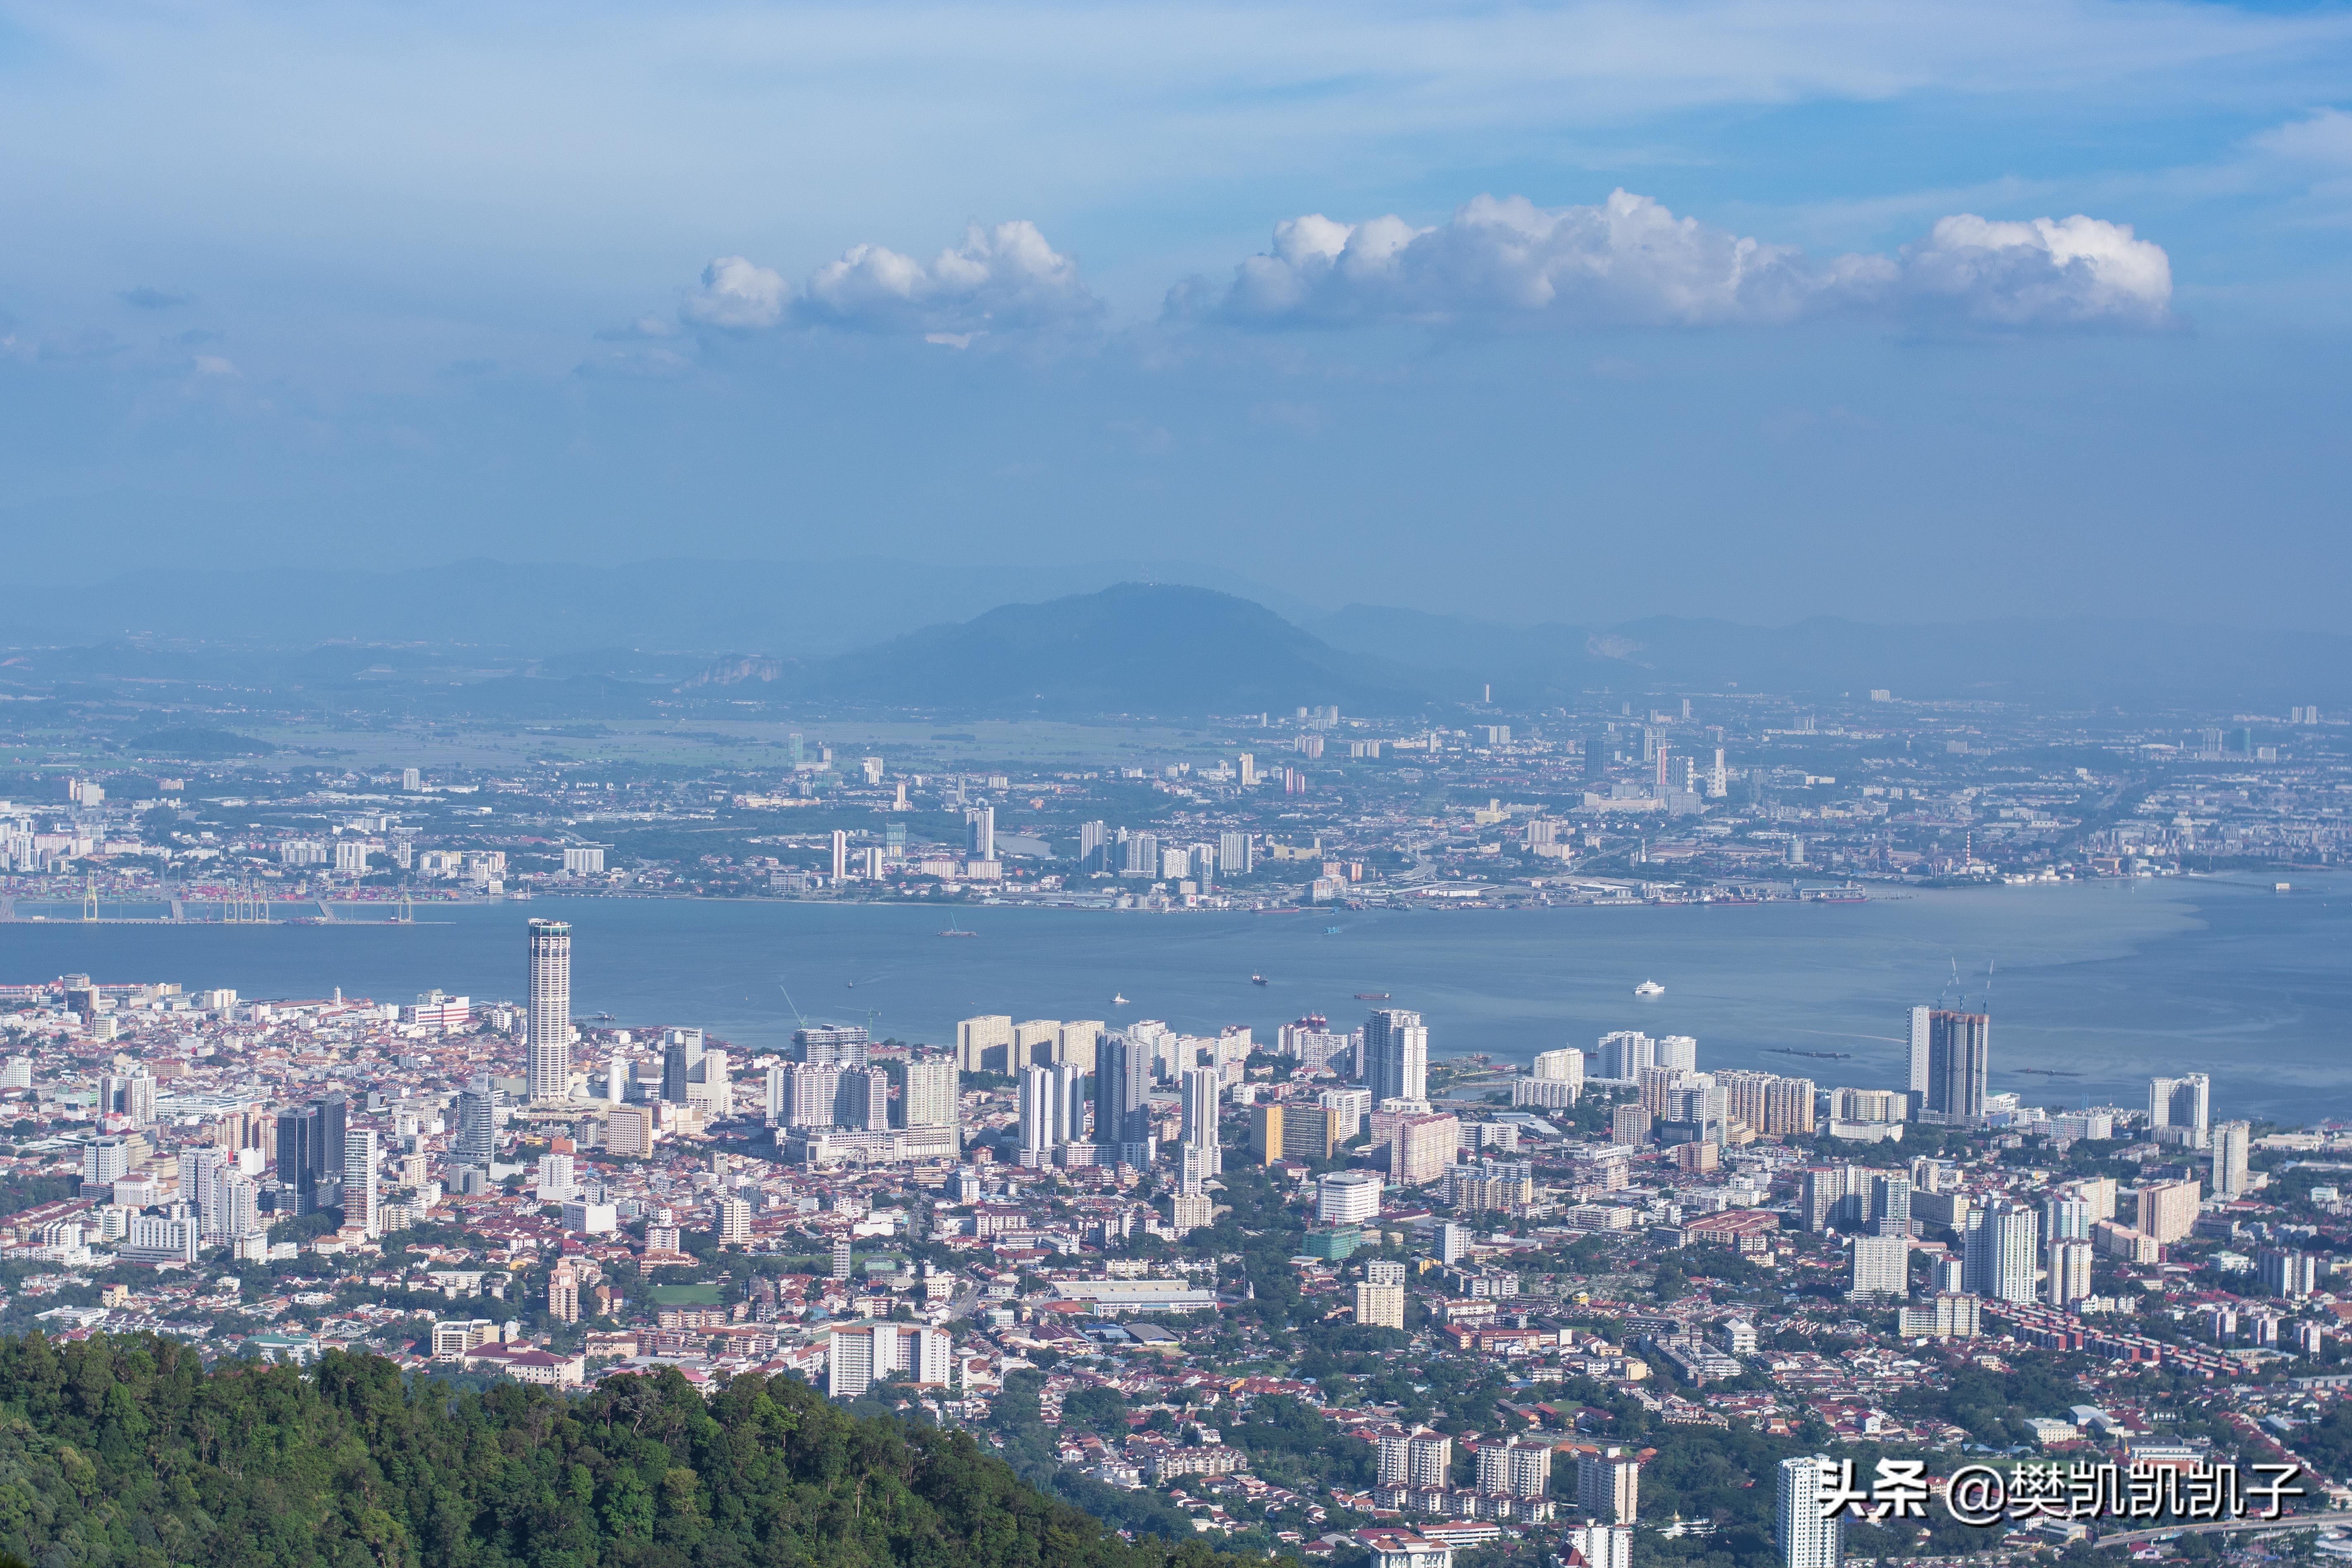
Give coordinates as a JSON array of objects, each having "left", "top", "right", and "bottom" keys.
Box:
[{"left": 0, "top": 1332, "right": 1245, "bottom": 1568}]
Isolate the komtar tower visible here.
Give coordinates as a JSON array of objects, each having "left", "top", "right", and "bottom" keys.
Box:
[{"left": 527, "top": 919, "right": 574, "bottom": 1103}]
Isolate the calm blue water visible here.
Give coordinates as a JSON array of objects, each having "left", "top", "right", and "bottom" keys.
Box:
[{"left": 3, "top": 873, "right": 2346, "bottom": 1122}]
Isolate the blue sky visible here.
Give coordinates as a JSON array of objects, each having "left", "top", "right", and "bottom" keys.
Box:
[{"left": 2, "top": 0, "right": 2349, "bottom": 628}]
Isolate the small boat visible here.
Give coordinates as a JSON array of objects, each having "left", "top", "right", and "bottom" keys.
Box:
[
  {"left": 1633, "top": 979, "right": 1665, "bottom": 997},
  {"left": 1251, "top": 974, "right": 1269, "bottom": 986},
  {"left": 939, "top": 923, "right": 978, "bottom": 938},
  {"left": 1354, "top": 992, "right": 1390, "bottom": 1001},
  {"left": 1112, "top": 993, "right": 1129, "bottom": 1005},
  {"left": 1324, "top": 926, "right": 1341, "bottom": 935}
]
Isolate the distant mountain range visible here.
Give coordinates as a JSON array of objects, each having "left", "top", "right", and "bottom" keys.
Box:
[
  {"left": 15, "top": 556, "right": 1318, "bottom": 656},
  {"left": 5, "top": 562, "right": 2347, "bottom": 715}
]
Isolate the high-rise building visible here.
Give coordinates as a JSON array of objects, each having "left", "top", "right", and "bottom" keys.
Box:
[
  {"left": 1532, "top": 1047, "right": 1584, "bottom": 1093},
  {"left": 2261, "top": 1248, "right": 2319, "bottom": 1298},
  {"left": 662, "top": 1031, "right": 701, "bottom": 1104},
  {"left": 1017, "top": 1065, "right": 1055, "bottom": 1166},
  {"left": 2135, "top": 1178, "right": 2201, "bottom": 1244},
  {"left": 181, "top": 1147, "right": 229, "bottom": 1238},
  {"left": 957, "top": 1015, "right": 1013, "bottom": 1075},
  {"left": 900, "top": 1059, "right": 959, "bottom": 1133},
  {"left": 1355, "top": 1260, "right": 1406, "bottom": 1329},
  {"left": 1218, "top": 831, "right": 1254, "bottom": 876},
  {"left": 1776, "top": 1457, "right": 1843, "bottom": 1568},
  {"left": 100, "top": 1072, "right": 158, "bottom": 1125},
  {"left": 1094, "top": 1032, "right": 1151, "bottom": 1162},
  {"left": 1569, "top": 1526, "right": 1633, "bottom": 1568},
  {"left": 830, "top": 830, "right": 848, "bottom": 881},
  {"left": 1906, "top": 1005, "right": 1932, "bottom": 1096},
  {"left": 2150, "top": 1073, "right": 2213, "bottom": 1147},
  {"left": 1656, "top": 1035, "right": 1697, "bottom": 1072},
  {"left": 1319, "top": 1169, "right": 1384, "bottom": 1225},
  {"left": 1180, "top": 1067, "right": 1220, "bottom": 1163},
  {"left": 965, "top": 805, "right": 995, "bottom": 861},
  {"left": 455, "top": 1074, "right": 498, "bottom": 1165},
  {"left": 1595, "top": 1031, "right": 1653, "bottom": 1081},
  {"left": 315, "top": 1094, "right": 347, "bottom": 1185},
  {"left": 2044, "top": 1194, "right": 2091, "bottom": 1245},
  {"left": 1964, "top": 1202, "right": 2037, "bottom": 1303},
  {"left": 2211, "top": 1120, "right": 2251, "bottom": 1199},
  {"left": 1578, "top": 1451, "right": 1640, "bottom": 1523},
  {"left": 2047, "top": 1238, "right": 2094, "bottom": 1306},
  {"left": 342, "top": 1129, "right": 379, "bottom": 1237},
  {"left": 1868, "top": 1173, "right": 1912, "bottom": 1233},
  {"left": 1250, "top": 1103, "right": 1285, "bottom": 1165},
  {"left": 1392, "top": 1113, "right": 1459, "bottom": 1185},
  {"left": 1476, "top": 1437, "right": 1555, "bottom": 1500},
  {"left": 526, "top": 918, "right": 574, "bottom": 1104},
  {"left": 1924, "top": 1010, "right": 1989, "bottom": 1122},
  {"left": 1364, "top": 1009, "right": 1428, "bottom": 1103},
  {"left": 1848, "top": 1234, "right": 1909, "bottom": 1301}
]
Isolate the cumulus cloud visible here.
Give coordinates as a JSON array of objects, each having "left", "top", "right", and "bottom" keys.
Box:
[
  {"left": 680, "top": 220, "right": 1100, "bottom": 339},
  {"left": 1897, "top": 213, "right": 2171, "bottom": 328},
  {"left": 1176, "top": 189, "right": 2171, "bottom": 331},
  {"left": 682, "top": 255, "right": 792, "bottom": 329}
]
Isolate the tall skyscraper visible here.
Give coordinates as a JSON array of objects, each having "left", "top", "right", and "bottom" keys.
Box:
[
  {"left": 275, "top": 1107, "right": 319, "bottom": 1207},
  {"left": 1776, "top": 1457, "right": 1843, "bottom": 1568},
  {"left": 526, "top": 918, "right": 574, "bottom": 1104},
  {"left": 1363, "top": 1009, "right": 1428, "bottom": 1104},
  {"left": 1924, "top": 1010, "right": 1989, "bottom": 1121},
  {"left": 314, "top": 1093, "right": 347, "bottom": 1185},
  {"left": 2048, "top": 1238, "right": 2094, "bottom": 1306},
  {"left": 1579, "top": 1451, "right": 1641, "bottom": 1524},
  {"left": 663, "top": 1031, "right": 702, "bottom": 1104},
  {"left": 2212, "top": 1120, "right": 2251, "bottom": 1199},
  {"left": 966, "top": 805, "right": 995, "bottom": 860},
  {"left": 1094, "top": 1032, "right": 1151, "bottom": 1161},
  {"left": 182, "top": 1147, "right": 229, "bottom": 1239},
  {"left": 1906, "top": 1005, "right": 1932, "bottom": 1096},
  {"left": 2151, "top": 1074, "right": 2213, "bottom": 1147},
  {"left": 455, "top": 1075, "right": 499, "bottom": 1164},
  {"left": 1596, "top": 1031, "right": 1654, "bottom": 1080},
  {"left": 899, "top": 1059, "right": 959, "bottom": 1132},
  {"left": 1963, "top": 1201, "right": 2038, "bottom": 1303},
  {"left": 1217, "top": 830, "right": 1253, "bottom": 875},
  {"left": 1180, "top": 1066, "right": 1221, "bottom": 1180},
  {"left": 343, "top": 1128, "right": 379, "bottom": 1237},
  {"left": 1016, "top": 1065, "right": 1053, "bottom": 1164}
]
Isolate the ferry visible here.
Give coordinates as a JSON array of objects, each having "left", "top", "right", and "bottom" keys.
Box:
[{"left": 1633, "top": 979, "right": 1665, "bottom": 997}]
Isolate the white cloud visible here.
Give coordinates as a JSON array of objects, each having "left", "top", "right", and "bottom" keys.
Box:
[
  {"left": 2254, "top": 108, "right": 2352, "bottom": 166},
  {"left": 684, "top": 220, "right": 1101, "bottom": 339},
  {"left": 682, "top": 255, "right": 792, "bottom": 329},
  {"left": 1898, "top": 213, "right": 2171, "bottom": 328},
  {"left": 1181, "top": 189, "right": 2172, "bottom": 331}
]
